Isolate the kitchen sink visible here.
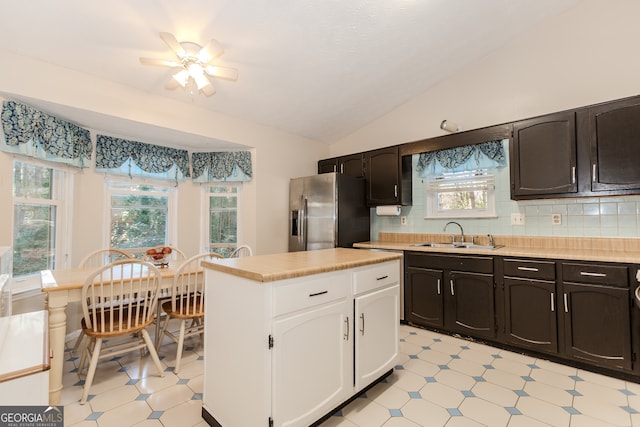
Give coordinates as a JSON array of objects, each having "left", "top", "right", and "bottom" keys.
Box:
[{"left": 411, "top": 242, "right": 504, "bottom": 250}]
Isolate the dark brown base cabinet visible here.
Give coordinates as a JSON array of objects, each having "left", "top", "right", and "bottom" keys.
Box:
[
  {"left": 404, "top": 252, "right": 496, "bottom": 341},
  {"left": 405, "top": 252, "right": 640, "bottom": 381},
  {"left": 561, "top": 262, "right": 632, "bottom": 371}
]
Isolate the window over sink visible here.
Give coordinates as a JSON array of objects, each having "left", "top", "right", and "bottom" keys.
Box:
[{"left": 425, "top": 170, "right": 496, "bottom": 219}]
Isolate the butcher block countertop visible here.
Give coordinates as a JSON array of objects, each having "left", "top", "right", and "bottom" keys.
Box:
[
  {"left": 354, "top": 233, "right": 640, "bottom": 264},
  {"left": 201, "top": 247, "right": 402, "bottom": 282}
]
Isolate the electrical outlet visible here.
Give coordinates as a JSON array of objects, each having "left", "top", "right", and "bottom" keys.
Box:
[
  {"left": 511, "top": 213, "right": 525, "bottom": 225},
  {"left": 552, "top": 213, "right": 562, "bottom": 225},
  {"left": 400, "top": 216, "right": 407, "bottom": 226}
]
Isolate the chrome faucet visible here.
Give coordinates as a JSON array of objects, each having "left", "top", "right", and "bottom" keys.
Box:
[{"left": 443, "top": 221, "right": 464, "bottom": 243}]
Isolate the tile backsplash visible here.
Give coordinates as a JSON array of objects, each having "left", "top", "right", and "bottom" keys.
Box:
[{"left": 371, "top": 153, "right": 640, "bottom": 240}]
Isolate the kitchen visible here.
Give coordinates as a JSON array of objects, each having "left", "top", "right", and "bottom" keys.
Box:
[{"left": 1, "top": 1, "right": 640, "bottom": 426}]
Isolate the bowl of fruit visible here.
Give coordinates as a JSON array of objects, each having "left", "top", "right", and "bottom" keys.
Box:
[{"left": 145, "top": 246, "right": 172, "bottom": 268}]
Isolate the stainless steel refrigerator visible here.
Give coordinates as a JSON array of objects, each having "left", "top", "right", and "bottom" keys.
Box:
[{"left": 289, "top": 173, "right": 370, "bottom": 252}]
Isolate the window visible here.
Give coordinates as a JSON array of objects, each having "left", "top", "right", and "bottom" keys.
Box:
[
  {"left": 107, "top": 181, "right": 176, "bottom": 256},
  {"left": 425, "top": 170, "right": 496, "bottom": 219},
  {"left": 12, "top": 160, "right": 71, "bottom": 292},
  {"left": 204, "top": 185, "right": 239, "bottom": 257}
]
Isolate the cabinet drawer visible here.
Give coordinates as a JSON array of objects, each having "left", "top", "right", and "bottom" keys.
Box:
[
  {"left": 406, "top": 252, "right": 493, "bottom": 273},
  {"left": 273, "top": 273, "right": 349, "bottom": 316},
  {"left": 504, "top": 259, "right": 556, "bottom": 280},
  {"left": 562, "top": 262, "right": 628, "bottom": 287},
  {"left": 353, "top": 261, "right": 399, "bottom": 295}
]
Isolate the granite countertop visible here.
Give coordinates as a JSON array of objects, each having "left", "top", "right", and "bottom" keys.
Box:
[
  {"left": 354, "top": 237, "right": 640, "bottom": 264},
  {"left": 201, "top": 247, "right": 402, "bottom": 282}
]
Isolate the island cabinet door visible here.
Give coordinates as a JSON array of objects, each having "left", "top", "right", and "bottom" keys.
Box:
[
  {"left": 271, "top": 298, "right": 352, "bottom": 427},
  {"left": 354, "top": 283, "right": 399, "bottom": 391}
]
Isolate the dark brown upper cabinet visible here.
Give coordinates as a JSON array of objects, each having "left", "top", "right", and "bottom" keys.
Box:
[
  {"left": 364, "top": 146, "right": 412, "bottom": 206},
  {"left": 510, "top": 111, "right": 577, "bottom": 199},
  {"left": 584, "top": 96, "right": 640, "bottom": 193},
  {"left": 317, "top": 153, "right": 365, "bottom": 178}
]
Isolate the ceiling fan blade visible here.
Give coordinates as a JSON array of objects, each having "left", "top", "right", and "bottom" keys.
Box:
[
  {"left": 165, "top": 77, "right": 181, "bottom": 90},
  {"left": 139, "top": 57, "right": 182, "bottom": 68},
  {"left": 198, "top": 38, "right": 224, "bottom": 63},
  {"left": 159, "top": 32, "right": 186, "bottom": 59},
  {"left": 204, "top": 65, "right": 238, "bottom": 81},
  {"left": 201, "top": 84, "right": 216, "bottom": 97}
]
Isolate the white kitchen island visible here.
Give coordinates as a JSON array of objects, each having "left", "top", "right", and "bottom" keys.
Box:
[{"left": 201, "top": 248, "right": 402, "bottom": 427}]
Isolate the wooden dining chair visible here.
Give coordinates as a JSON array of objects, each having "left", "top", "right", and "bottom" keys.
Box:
[
  {"left": 156, "top": 252, "right": 222, "bottom": 374},
  {"left": 77, "top": 259, "right": 165, "bottom": 404},
  {"left": 78, "top": 248, "right": 133, "bottom": 268},
  {"left": 72, "top": 248, "right": 135, "bottom": 354},
  {"left": 229, "top": 244, "right": 253, "bottom": 258}
]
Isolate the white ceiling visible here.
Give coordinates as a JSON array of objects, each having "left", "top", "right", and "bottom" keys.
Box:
[{"left": 0, "top": 0, "right": 580, "bottom": 149}]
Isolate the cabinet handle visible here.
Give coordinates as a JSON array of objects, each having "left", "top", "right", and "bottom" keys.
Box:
[
  {"left": 360, "top": 313, "right": 365, "bottom": 335},
  {"left": 437, "top": 279, "right": 441, "bottom": 295},
  {"left": 376, "top": 275, "right": 389, "bottom": 281},
  {"left": 394, "top": 185, "right": 398, "bottom": 198},
  {"left": 333, "top": 164, "right": 337, "bottom": 172},
  {"left": 592, "top": 164, "right": 597, "bottom": 182},
  {"left": 309, "top": 290, "right": 328, "bottom": 297},
  {"left": 563, "top": 293, "right": 569, "bottom": 313},
  {"left": 571, "top": 166, "right": 576, "bottom": 184},
  {"left": 450, "top": 279, "right": 455, "bottom": 296},
  {"left": 517, "top": 266, "right": 539, "bottom": 272},
  {"left": 340, "top": 163, "right": 344, "bottom": 174},
  {"left": 550, "top": 292, "right": 555, "bottom": 312},
  {"left": 580, "top": 271, "right": 607, "bottom": 278},
  {"left": 344, "top": 317, "right": 350, "bottom": 341}
]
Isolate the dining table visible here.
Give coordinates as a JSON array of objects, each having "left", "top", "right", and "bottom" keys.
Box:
[{"left": 40, "top": 260, "right": 183, "bottom": 405}]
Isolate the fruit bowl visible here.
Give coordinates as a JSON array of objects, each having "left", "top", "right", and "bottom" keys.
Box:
[{"left": 145, "top": 247, "right": 172, "bottom": 268}]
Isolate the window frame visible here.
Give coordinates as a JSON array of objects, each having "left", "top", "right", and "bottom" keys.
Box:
[
  {"left": 104, "top": 179, "right": 178, "bottom": 257},
  {"left": 424, "top": 170, "right": 497, "bottom": 219},
  {"left": 201, "top": 183, "right": 241, "bottom": 257},
  {"left": 11, "top": 159, "right": 73, "bottom": 295}
]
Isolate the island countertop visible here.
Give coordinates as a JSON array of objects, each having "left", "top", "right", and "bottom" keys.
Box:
[{"left": 201, "top": 247, "right": 402, "bottom": 282}]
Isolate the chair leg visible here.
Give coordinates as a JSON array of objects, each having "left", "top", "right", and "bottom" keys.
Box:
[
  {"left": 80, "top": 338, "right": 102, "bottom": 405},
  {"left": 140, "top": 329, "right": 165, "bottom": 378},
  {"left": 174, "top": 319, "right": 187, "bottom": 374},
  {"left": 71, "top": 330, "right": 85, "bottom": 354},
  {"left": 77, "top": 335, "right": 91, "bottom": 376},
  {"left": 156, "top": 312, "right": 171, "bottom": 352}
]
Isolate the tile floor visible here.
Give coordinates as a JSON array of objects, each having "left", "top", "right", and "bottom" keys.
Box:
[{"left": 60, "top": 323, "right": 640, "bottom": 427}]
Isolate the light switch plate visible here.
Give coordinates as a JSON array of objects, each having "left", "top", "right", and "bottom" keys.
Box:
[{"left": 511, "top": 213, "right": 525, "bottom": 225}]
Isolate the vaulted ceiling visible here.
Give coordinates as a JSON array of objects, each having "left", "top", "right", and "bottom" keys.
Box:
[{"left": 0, "top": 0, "right": 581, "bottom": 149}]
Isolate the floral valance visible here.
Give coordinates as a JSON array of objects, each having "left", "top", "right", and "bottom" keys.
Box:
[
  {"left": 0, "top": 100, "right": 92, "bottom": 168},
  {"left": 95, "top": 135, "right": 190, "bottom": 182},
  {"left": 416, "top": 140, "right": 507, "bottom": 177},
  {"left": 192, "top": 151, "right": 252, "bottom": 183}
]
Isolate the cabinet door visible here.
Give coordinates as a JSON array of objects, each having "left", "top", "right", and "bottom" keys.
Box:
[
  {"left": 405, "top": 267, "right": 444, "bottom": 328},
  {"left": 446, "top": 271, "right": 496, "bottom": 339},
  {"left": 589, "top": 97, "right": 640, "bottom": 192},
  {"left": 510, "top": 112, "right": 577, "bottom": 198},
  {"left": 504, "top": 277, "right": 557, "bottom": 354},
  {"left": 318, "top": 158, "right": 338, "bottom": 174},
  {"left": 339, "top": 153, "right": 365, "bottom": 178},
  {"left": 562, "top": 282, "right": 632, "bottom": 371},
  {"left": 272, "top": 299, "right": 352, "bottom": 427},
  {"left": 365, "top": 147, "right": 400, "bottom": 205},
  {"left": 354, "top": 284, "right": 399, "bottom": 391}
]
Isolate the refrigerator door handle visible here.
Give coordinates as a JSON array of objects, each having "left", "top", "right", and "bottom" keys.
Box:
[{"left": 301, "top": 195, "right": 308, "bottom": 250}]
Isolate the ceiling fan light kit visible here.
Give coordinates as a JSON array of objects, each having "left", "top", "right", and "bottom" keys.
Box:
[{"left": 140, "top": 32, "right": 237, "bottom": 97}]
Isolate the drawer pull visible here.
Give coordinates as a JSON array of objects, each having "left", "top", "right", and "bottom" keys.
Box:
[
  {"left": 309, "top": 290, "right": 328, "bottom": 297},
  {"left": 376, "top": 275, "right": 389, "bottom": 281},
  {"left": 517, "top": 266, "right": 539, "bottom": 272},
  {"left": 550, "top": 292, "right": 555, "bottom": 312},
  {"left": 580, "top": 272, "right": 607, "bottom": 278}
]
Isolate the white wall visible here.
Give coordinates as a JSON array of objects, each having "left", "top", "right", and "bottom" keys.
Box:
[{"left": 331, "top": 0, "right": 640, "bottom": 156}]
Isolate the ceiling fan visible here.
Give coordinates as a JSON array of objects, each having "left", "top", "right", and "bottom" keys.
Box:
[{"left": 140, "top": 32, "right": 238, "bottom": 97}]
